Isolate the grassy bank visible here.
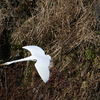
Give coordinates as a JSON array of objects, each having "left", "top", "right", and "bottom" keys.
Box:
[{"left": 0, "top": 0, "right": 100, "bottom": 99}]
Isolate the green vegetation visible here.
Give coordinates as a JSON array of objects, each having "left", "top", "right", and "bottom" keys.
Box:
[{"left": 85, "top": 47, "right": 95, "bottom": 60}]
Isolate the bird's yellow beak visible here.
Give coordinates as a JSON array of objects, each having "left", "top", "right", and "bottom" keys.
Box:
[{"left": 0, "top": 63, "right": 6, "bottom": 66}]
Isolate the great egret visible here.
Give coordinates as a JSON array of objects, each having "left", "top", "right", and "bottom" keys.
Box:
[{"left": 0, "top": 45, "right": 53, "bottom": 83}]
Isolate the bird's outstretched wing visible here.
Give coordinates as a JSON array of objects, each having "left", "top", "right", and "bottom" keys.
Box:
[
  {"left": 22, "top": 46, "right": 45, "bottom": 56},
  {"left": 35, "top": 58, "right": 50, "bottom": 83}
]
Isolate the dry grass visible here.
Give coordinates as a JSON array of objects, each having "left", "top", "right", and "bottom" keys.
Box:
[
  {"left": 0, "top": 0, "right": 100, "bottom": 99},
  {"left": 11, "top": 0, "right": 100, "bottom": 69},
  {"left": 11, "top": 0, "right": 99, "bottom": 51}
]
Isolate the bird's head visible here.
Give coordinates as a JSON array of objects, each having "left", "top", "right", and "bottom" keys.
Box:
[
  {"left": 0, "top": 62, "right": 11, "bottom": 66},
  {"left": 0, "top": 63, "right": 6, "bottom": 66}
]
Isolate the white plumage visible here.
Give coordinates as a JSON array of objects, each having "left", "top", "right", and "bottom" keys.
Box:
[{"left": 0, "top": 45, "right": 52, "bottom": 83}]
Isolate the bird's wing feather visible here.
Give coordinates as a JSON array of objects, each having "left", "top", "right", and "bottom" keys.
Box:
[
  {"left": 35, "top": 58, "right": 50, "bottom": 83},
  {"left": 22, "top": 46, "right": 45, "bottom": 56}
]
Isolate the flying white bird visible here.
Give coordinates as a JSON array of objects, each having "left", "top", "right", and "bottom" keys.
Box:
[{"left": 0, "top": 45, "right": 53, "bottom": 83}]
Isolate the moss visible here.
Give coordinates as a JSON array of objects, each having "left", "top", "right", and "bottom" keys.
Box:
[
  {"left": 19, "top": 2, "right": 28, "bottom": 11},
  {"left": 85, "top": 47, "right": 95, "bottom": 60}
]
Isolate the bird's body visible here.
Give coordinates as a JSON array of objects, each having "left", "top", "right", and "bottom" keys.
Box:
[{"left": 0, "top": 45, "right": 52, "bottom": 83}]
